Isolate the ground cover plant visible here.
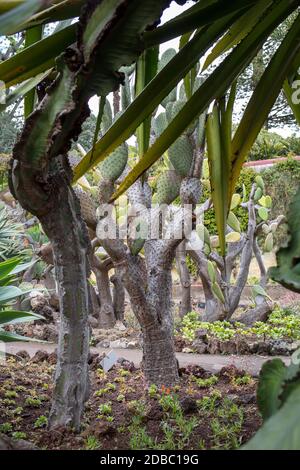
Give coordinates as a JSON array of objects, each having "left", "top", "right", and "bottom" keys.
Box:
[{"left": 0, "top": 355, "right": 260, "bottom": 450}]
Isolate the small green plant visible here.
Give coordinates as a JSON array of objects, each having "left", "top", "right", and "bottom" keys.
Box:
[
  {"left": 34, "top": 415, "right": 48, "bottom": 428},
  {"left": 25, "top": 396, "right": 42, "bottom": 408},
  {"left": 98, "top": 402, "right": 112, "bottom": 415},
  {"left": 117, "top": 394, "right": 125, "bottom": 403},
  {"left": 12, "top": 431, "right": 27, "bottom": 440},
  {"left": 85, "top": 435, "right": 101, "bottom": 450},
  {"left": 232, "top": 374, "right": 252, "bottom": 386},
  {"left": 4, "top": 390, "right": 18, "bottom": 399},
  {"left": 0, "top": 422, "right": 13, "bottom": 434},
  {"left": 148, "top": 384, "right": 158, "bottom": 399},
  {"left": 192, "top": 375, "right": 218, "bottom": 389}
]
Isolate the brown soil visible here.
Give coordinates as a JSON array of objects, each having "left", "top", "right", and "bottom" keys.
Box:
[{"left": 0, "top": 356, "right": 261, "bottom": 450}]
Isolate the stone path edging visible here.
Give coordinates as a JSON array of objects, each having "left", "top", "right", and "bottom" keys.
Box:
[{"left": 4, "top": 342, "right": 291, "bottom": 377}]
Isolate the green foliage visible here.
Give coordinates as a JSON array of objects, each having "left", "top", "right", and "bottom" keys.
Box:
[
  {"left": 248, "top": 129, "right": 289, "bottom": 161},
  {"left": 245, "top": 348, "right": 300, "bottom": 449},
  {"left": 0, "top": 207, "right": 24, "bottom": 261},
  {"left": 0, "top": 257, "right": 43, "bottom": 343},
  {"left": 262, "top": 158, "right": 300, "bottom": 247},
  {"left": 201, "top": 168, "right": 255, "bottom": 234},
  {"left": 129, "top": 393, "right": 198, "bottom": 450},
  {"left": 85, "top": 435, "right": 102, "bottom": 450},
  {"left": 34, "top": 415, "right": 48, "bottom": 428},
  {"left": 178, "top": 307, "right": 300, "bottom": 343},
  {"left": 269, "top": 184, "right": 300, "bottom": 291}
]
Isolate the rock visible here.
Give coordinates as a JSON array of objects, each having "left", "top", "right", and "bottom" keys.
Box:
[
  {"left": 20, "top": 298, "right": 32, "bottom": 312},
  {"left": 41, "top": 325, "right": 58, "bottom": 342},
  {"left": 48, "top": 351, "right": 57, "bottom": 365},
  {"left": 192, "top": 339, "right": 207, "bottom": 354},
  {"left": 31, "top": 350, "right": 49, "bottom": 363},
  {"left": 174, "top": 336, "right": 188, "bottom": 352},
  {"left": 207, "top": 338, "right": 221, "bottom": 355},
  {"left": 182, "top": 347, "right": 194, "bottom": 354},
  {"left": 257, "top": 340, "right": 271, "bottom": 355},
  {"left": 180, "top": 397, "right": 198, "bottom": 414},
  {"left": 236, "top": 337, "right": 250, "bottom": 355},
  {"left": 219, "top": 340, "right": 237, "bottom": 355},
  {"left": 127, "top": 341, "right": 139, "bottom": 349},
  {"left": 195, "top": 329, "right": 208, "bottom": 343},
  {"left": 248, "top": 340, "right": 259, "bottom": 354},
  {"left": 117, "top": 358, "right": 136, "bottom": 372},
  {"left": 114, "top": 320, "right": 127, "bottom": 331},
  {"left": 0, "top": 434, "right": 38, "bottom": 450},
  {"left": 88, "top": 315, "right": 99, "bottom": 329},
  {"left": 96, "top": 340, "right": 110, "bottom": 348},
  {"left": 218, "top": 366, "right": 244, "bottom": 383},
  {"left": 227, "top": 393, "right": 256, "bottom": 405},
  {"left": 16, "top": 350, "right": 30, "bottom": 361},
  {"left": 269, "top": 339, "right": 295, "bottom": 356},
  {"left": 184, "top": 365, "right": 208, "bottom": 378},
  {"left": 109, "top": 339, "right": 128, "bottom": 349}
]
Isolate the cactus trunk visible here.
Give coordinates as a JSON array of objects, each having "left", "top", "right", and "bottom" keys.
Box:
[{"left": 40, "top": 178, "right": 91, "bottom": 431}]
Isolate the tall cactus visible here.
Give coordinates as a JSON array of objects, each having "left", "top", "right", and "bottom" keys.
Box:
[{"left": 9, "top": 0, "right": 175, "bottom": 430}]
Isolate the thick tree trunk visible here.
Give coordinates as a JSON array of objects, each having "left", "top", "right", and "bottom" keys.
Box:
[
  {"left": 111, "top": 274, "right": 125, "bottom": 322},
  {"left": 176, "top": 241, "right": 191, "bottom": 318},
  {"left": 40, "top": 179, "right": 90, "bottom": 431},
  {"left": 141, "top": 241, "right": 179, "bottom": 385},
  {"left": 142, "top": 323, "right": 179, "bottom": 386},
  {"left": 93, "top": 264, "right": 115, "bottom": 328}
]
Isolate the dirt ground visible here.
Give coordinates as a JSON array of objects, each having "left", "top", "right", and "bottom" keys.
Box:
[{"left": 0, "top": 356, "right": 261, "bottom": 450}]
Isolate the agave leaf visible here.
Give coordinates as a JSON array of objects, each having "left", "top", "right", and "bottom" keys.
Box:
[
  {"left": 136, "top": 47, "right": 159, "bottom": 159},
  {"left": 0, "top": 70, "right": 51, "bottom": 113},
  {"left": 0, "top": 310, "right": 44, "bottom": 326},
  {"left": 73, "top": 12, "right": 239, "bottom": 181},
  {"left": 202, "top": 0, "right": 272, "bottom": 70},
  {"left": 144, "top": 0, "right": 256, "bottom": 47},
  {"left": 0, "top": 0, "right": 46, "bottom": 35},
  {"left": 110, "top": 0, "right": 297, "bottom": 201},
  {"left": 230, "top": 11, "right": 300, "bottom": 199},
  {"left": 0, "top": 330, "right": 45, "bottom": 343},
  {"left": 24, "top": 24, "right": 43, "bottom": 118},
  {"left": 0, "top": 23, "right": 77, "bottom": 87}
]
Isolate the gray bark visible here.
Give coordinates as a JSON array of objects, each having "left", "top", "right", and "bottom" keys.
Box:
[
  {"left": 176, "top": 241, "right": 191, "bottom": 318},
  {"left": 111, "top": 274, "right": 125, "bottom": 322},
  {"left": 40, "top": 177, "right": 90, "bottom": 431}
]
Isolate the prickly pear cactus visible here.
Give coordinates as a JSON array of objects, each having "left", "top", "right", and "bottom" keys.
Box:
[
  {"left": 74, "top": 187, "right": 97, "bottom": 229},
  {"left": 99, "top": 143, "right": 128, "bottom": 182},
  {"left": 152, "top": 112, "right": 168, "bottom": 138},
  {"left": 156, "top": 170, "right": 182, "bottom": 205},
  {"left": 168, "top": 135, "right": 193, "bottom": 177},
  {"left": 180, "top": 177, "right": 201, "bottom": 205}
]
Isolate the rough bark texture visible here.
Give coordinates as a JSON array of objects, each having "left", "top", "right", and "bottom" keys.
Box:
[
  {"left": 176, "top": 241, "right": 192, "bottom": 318},
  {"left": 39, "top": 173, "right": 91, "bottom": 431},
  {"left": 111, "top": 274, "right": 125, "bottom": 322}
]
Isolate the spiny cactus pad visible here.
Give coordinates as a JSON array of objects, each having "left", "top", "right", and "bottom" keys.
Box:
[
  {"left": 156, "top": 170, "right": 182, "bottom": 205},
  {"left": 99, "top": 143, "right": 128, "bottom": 182},
  {"left": 180, "top": 177, "right": 201, "bottom": 205},
  {"left": 74, "top": 187, "right": 97, "bottom": 228},
  {"left": 169, "top": 135, "right": 193, "bottom": 177}
]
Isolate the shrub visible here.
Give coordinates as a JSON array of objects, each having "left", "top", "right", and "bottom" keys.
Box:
[{"left": 262, "top": 158, "right": 300, "bottom": 247}]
